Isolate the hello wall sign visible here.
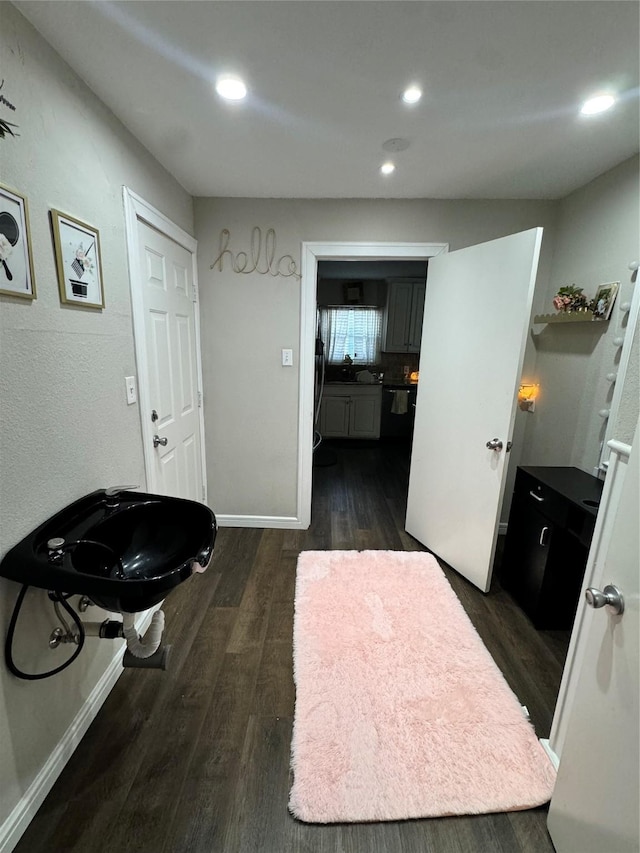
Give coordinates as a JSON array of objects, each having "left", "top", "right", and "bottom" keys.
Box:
[{"left": 210, "top": 227, "right": 301, "bottom": 280}]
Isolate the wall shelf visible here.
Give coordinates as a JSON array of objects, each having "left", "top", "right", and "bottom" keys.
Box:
[{"left": 533, "top": 310, "right": 607, "bottom": 325}]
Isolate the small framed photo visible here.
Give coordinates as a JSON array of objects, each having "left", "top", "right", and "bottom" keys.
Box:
[
  {"left": 51, "top": 209, "right": 104, "bottom": 309},
  {"left": 0, "top": 184, "right": 36, "bottom": 299},
  {"left": 343, "top": 281, "right": 364, "bottom": 305},
  {"left": 592, "top": 281, "right": 619, "bottom": 321}
]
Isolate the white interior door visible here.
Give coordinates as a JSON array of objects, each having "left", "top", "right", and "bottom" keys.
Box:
[
  {"left": 547, "top": 434, "right": 639, "bottom": 853},
  {"left": 406, "top": 228, "right": 543, "bottom": 592},
  {"left": 133, "top": 216, "right": 205, "bottom": 502}
]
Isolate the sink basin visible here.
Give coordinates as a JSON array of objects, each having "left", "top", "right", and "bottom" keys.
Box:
[{"left": 0, "top": 489, "right": 217, "bottom": 612}]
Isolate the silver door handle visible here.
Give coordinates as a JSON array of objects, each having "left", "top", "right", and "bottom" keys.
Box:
[
  {"left": 539, "top": 526, "right": 549, "bottom": 546},
  {"left": 153, "top": 435, "right": 168, "bottom": 448},
  {"left": 585, "top": 584, "right": 625, "bottom": 616},
  {"left": 486, "top": 438, "right": 503, "bottom": 451},
  {"left": 529, "top": 490, "right": 544, "bottom": 502}
]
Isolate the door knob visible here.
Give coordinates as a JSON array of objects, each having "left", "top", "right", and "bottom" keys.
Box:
[
  {"left": 585, "top": 584, "right": 624, "bottom": 616},
  {"left": 486, "top": 438, "right": 503, "bottom": 451},
  {"left": 153, "top": 435, "right": 168, "bottom": 448}
]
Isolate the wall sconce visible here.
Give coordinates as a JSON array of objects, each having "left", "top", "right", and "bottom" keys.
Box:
[{"left": 518, "top": 383, "right": 539, "bottom": 412}]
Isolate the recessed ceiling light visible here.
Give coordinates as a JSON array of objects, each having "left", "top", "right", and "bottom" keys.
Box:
[
  {"left": 580, "top": 93, "right": 616, "bottom": 116},
  {"left": 215, "top": 76, "right": 247, "bottom": 101},
  {"left": 380, "top": 162, "right": 395, "bottom": 175},
  {"left": 402, "top": 86, "right": 422, "bottom": 105}
]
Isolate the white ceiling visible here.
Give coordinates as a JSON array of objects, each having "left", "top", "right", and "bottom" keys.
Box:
[{"left": 15, "top": 1, "right": 640, "bottom": 199}]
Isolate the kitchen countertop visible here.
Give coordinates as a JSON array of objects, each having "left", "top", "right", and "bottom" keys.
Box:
[
  {"left": 382, "top": 382, "right": 418, "bottom": 388},
  {"left": 324, "top": 380, "right": 382, "bottom": 386},
  {"left": 323, "top": 380, "right": 418, "bottom": 388}
]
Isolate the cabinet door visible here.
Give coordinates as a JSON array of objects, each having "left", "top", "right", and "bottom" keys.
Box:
[
  {"left": 320, "top": 396, "right": 350, "bottom": 437},
  {"left": 384, "top": 281, "right": 413, "bottom": 352},
  {"left": 349, "top": 394, "right": 381, "bottom": 438},
  {"left": 408, "top": 281, "right": 426, "bottom": 352},
  {"left": 505, "top": 500, "right": 555, "bottom": 621}
]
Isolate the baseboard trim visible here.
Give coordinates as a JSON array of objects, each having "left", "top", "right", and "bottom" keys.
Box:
[
  {"left": 0, "top": 609, "right": 155, "bottom": 853},
  {"left": 216, "top": 513, "right": 307, "bottom": 529},
  {"left": 219, "top": 516, "right": 505, "bottom": 534},
  {"left": 539, "top": 738, "right": 560, "bottom": 771}
]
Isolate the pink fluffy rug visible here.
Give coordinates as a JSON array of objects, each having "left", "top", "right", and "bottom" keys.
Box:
[{"left": 289, "top": 550, "right": 556, "bottom": 823}]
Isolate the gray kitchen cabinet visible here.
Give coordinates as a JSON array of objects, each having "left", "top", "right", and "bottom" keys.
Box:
[
  {"left": 383, "top": 279, "right": 426, "bottom": 353},
  {"left": 319, "top": 385, "right": 382, "bottom": 439}
]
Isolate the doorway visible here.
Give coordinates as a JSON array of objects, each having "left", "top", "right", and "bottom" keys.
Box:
[
  {"left": 312, "top": 258, "right": 427, "bottom": 475},
  {"left": 298, "top": 241, "right": 448, "bottom": 529}
]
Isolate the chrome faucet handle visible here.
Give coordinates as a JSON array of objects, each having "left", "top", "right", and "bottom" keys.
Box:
[{"left": 104, "top": 485, "right": 139, "bottom": 497}]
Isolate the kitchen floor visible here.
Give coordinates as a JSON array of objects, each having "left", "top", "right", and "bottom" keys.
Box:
[{"left": 15, "top": 441, "right": 569, "bottom": 853}]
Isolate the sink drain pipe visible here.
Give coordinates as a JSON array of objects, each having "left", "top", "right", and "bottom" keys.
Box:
[
  {"left": 5, "top": 587, "right": 170, "bottom": 679},
  {"left": 84, "top": 609, "right": 170, "bottom": 670},
  {"left": 121, "top": 610, "right": 170, "bottom": 670}
]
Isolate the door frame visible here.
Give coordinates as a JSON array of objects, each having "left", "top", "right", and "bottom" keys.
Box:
[
  {"left": 123, "top": 187, "right": 208, "bottom": 501},
  {"left": 543, "top": 437, "right": 633, "bottom": 767},
  {"left": 298, "top": 241, "right": 449, "bottom": 527}
]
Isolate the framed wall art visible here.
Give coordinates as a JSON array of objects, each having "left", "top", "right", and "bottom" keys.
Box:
[
  {"left": 0, "top": 183, "right": 36, "bottom": 299},
  {"left": 592, "top": 281, "right": 619, "bottom": 321},
  {"left": 51, "top": 209, "right": 104, "bottom": 309}
]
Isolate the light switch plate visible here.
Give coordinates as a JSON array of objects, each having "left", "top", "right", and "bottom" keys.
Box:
[
  {"left": 125, "top": 376, "right": 137, "bottom": 405},
  {"left": 281, "top": 348, "right": 294, "bottom": 366}
]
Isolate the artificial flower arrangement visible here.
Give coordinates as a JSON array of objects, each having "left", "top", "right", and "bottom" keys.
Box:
[{"left": 552, "top": 284, "right": 592, "bottom": 313}]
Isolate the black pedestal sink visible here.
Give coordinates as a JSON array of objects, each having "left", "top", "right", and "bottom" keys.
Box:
[{"left": 0, "top": 489, "right": 217, "bottom": 612}]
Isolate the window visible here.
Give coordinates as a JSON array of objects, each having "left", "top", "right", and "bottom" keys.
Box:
[{"left": 319, "top": 306, "right": 383, "bottom": 365}]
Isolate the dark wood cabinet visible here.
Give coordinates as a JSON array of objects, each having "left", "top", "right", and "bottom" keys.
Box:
[{"left": 501, "top": 466, "right": 603, "bottom": 629}]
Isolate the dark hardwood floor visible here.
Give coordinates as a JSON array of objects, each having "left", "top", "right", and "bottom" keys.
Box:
[{"left": 15, "top": 440, "right": 568, "bottom": 853}]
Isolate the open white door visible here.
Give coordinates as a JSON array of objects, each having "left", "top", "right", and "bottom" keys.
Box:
[
  {"left": 547, "top": 433, "right": 639, "bottom": 853},
  {"left": 406, "top": 228, "right": 542, "bottom": 592}
]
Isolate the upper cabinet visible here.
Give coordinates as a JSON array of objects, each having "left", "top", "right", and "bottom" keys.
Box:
[{"left": 383, "top": 279, "right": 426, "bottom": 353}]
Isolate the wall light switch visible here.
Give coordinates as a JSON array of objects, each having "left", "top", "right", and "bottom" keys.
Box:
[
  {"left": 125, "top": 376, "right": 137, "bottom": 405},
  {"left": 281, "top": 348, "right": 294, "bottom": 367}
]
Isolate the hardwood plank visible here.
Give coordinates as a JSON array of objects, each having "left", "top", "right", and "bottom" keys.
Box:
[
  {"left": 159, "top": 645, "right": 264, "bottom": 853},
  {"left": 97, "top": 607, "right": 237, "bottom": 853},
  {"left": 252, "top": 640, "right": 295, "bottom": 717},
  {"left": 223, "top": 715, "right": 293, "bottom": 853},
  {"left": 210, "top": 526, "right": 264, "bottom": 607}
]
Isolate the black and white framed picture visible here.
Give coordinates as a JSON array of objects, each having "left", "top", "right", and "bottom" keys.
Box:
[
  {"left": 51, "top": 209, "right": 104, "bottom": 309},
  {"left": 0, "top": 184, "right": 36, "bottom": 299}
]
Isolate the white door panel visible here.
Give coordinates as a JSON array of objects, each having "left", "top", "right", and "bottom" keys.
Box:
[
  {"left": 548, "top": 434, "right": 639, "bottom": 853},
  {"left": 136, "top": 220, "right": 204, "bottom": 502},
  {"left": 406, "top": 228, "right": 543, "bottom": 592}
]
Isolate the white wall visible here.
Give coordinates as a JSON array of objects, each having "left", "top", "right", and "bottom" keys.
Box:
[
  {"left": 0, "top": 5, "right": 192, "bottom": 840},
  {"left": 194, "top": 197, "right": 558, "bottom": 522},
  {"left": 522, "top": 157, "right": 640, "bottom": 470}
]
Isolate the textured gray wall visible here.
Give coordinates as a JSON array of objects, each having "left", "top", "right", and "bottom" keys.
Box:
[{"left": 522, "top": 157, "right": 640, "bottom": 471}]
